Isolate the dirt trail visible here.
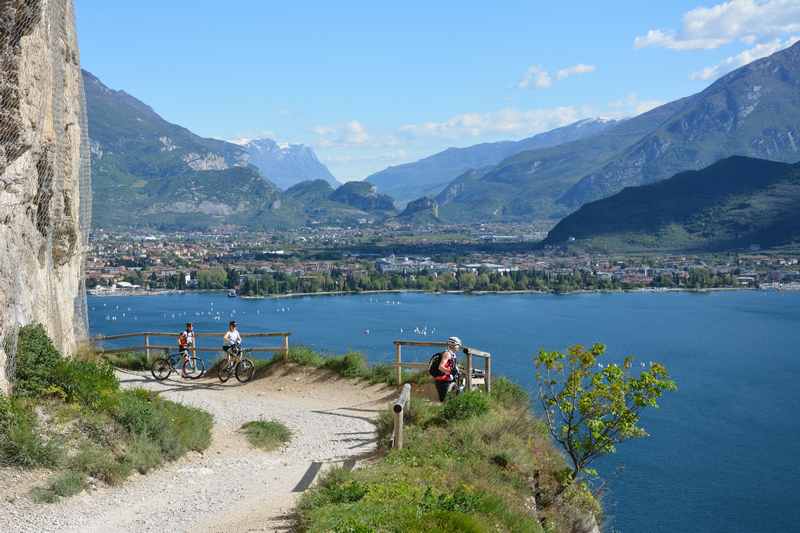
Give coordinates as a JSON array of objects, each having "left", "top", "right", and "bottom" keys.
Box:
[{"left": 0, "top": 364, "right": 394, "bottom": 532}]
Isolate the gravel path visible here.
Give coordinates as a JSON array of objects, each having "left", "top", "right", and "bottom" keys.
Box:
[{"left": 0, "top": 365, "right": 395, "bottom": 532}]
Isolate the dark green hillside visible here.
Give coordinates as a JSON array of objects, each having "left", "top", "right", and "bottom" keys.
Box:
[
  {"left": 544, "top": 156, "right": 800, "bottom": 252},
  {"left": 329, "top": 182, "right": 395, "bottom": 212}
]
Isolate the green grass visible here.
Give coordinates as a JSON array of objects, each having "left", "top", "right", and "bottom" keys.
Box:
[
  {"left": 30, "top": 471, "right": 86, "bottom": 503},
  {"left": 102, "top": 351, "right": 149, "bottom": 370},
  {"left": 297, "top": 379, "right": 601, "bottom": 533},
  {"left": 2, "top": 324, "right": 214, "bottom": 503},
  {"left": 240, "top": 420, "right": 292, "bottom": 451}
]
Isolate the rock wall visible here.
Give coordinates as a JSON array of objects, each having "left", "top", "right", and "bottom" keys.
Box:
[{"left": 0, "top": 0, "right": 90, "bottom": 393}]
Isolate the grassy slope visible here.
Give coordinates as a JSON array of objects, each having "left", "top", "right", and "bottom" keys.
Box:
[
  {"left": 0, "top": 325, "right": 212, "bottom": 503},
  {"left": 297, "top": 383, "right": 600, "bottom": 533}
]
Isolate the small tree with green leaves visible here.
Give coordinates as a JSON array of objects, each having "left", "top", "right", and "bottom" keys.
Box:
[{"left": 535, "top": 343, "right": 676, "bottom": 483}]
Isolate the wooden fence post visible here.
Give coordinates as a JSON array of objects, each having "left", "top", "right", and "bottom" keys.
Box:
[
  {"left": 465, "top": 349, "right": 473, "bottom": 391},
  {"left": 282, "top": 334, "right": 289, "bottom": 361},
  {"left": 393, "top": 384, "right": 411, "bottom": 450},
  {"left": 395, "top": 342, "right": 402, "bottom": 385},
  {"left": 144, "top": 334, "right": 150, "bottom": 361},
  {"left": 485, "top": 355, "right": 492, "bottom": 394}
]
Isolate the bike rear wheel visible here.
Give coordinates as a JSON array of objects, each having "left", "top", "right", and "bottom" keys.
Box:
[
  {"left": 235, "top": 358, "right": 255, "bottom": 383},
  {"left": 183, "top": 356, "right": 206, "bottom": 379},
  {"left": 151, "top": 358, "right": 172, "bottom": 381}
]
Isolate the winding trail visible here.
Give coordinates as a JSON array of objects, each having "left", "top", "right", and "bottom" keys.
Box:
[{"left": 0, "top": 364, "right": 394, "bottom": 532}]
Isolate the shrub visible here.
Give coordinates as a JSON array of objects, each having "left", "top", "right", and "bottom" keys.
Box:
[
  {"left": 32, "top": 470, "right": 87, "bottom": 503},
  {"left": 441, "top": 391, "right": 490, "bottom": 421},
  {"left": 287, "top": 346, "right": 325, "bottom": 367},
  {"left": 322, "top": 352, "right": 368, "bottom": 378},
  {"left": 241, "top": 420, "right": 292, "bottom": 451},
  {"left": 491, "top": 377, "right": 530, "bottom": 409},
  {"left": 53, "top": 359, "right": 119, "bottom": 410},
  {"left": 125, "top": 434, "right": 162, "bottom": 474},
  {"left": 103, "top": 351, "right": 148, "bottom": 370},
  {"left": 69, "top": 444, "right": 130, "bottom": 485},
  {"left": 13, "top": 324, "right": 62, "bottom": 397},
  {"left": 0, "top": 396, "right": 61, "bottom": 467}
]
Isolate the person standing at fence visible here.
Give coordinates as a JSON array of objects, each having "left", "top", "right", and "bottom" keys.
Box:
[
  {"left": 433, "top": 336, "right": 462, "bottom": 402},
  {"left": 177, "top": 322, "right": 196, "bottom": 360}
]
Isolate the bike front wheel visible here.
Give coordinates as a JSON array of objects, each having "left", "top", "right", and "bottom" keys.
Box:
[
  {"left": 183, "top": 357, "right": 206, "bottom": 379},
  {"left": 151, "top": 358, "right": 172, "bottom": 381},
  {"left": 235, "top": 358, "right": 255, "bottom": 383},
  {"left": 218, "top": 360, "right": 233, "bottom": 382}
]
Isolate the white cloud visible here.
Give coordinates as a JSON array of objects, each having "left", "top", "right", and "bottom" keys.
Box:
[
  {"left": 517, "top": 63, "right": 595, "bottom": 89},
  {"left": 607, "top": 93, "right": 665, "bottom": 116},
  {"left": 399, "top": 107, "right": 589, "bottom": 140},
  {"left": 556, "top": 64, "right": 597, "bottom": 79},
  {"left": 690, "top": 35, "right": 800, "bottom": 79},
  {"left": 517, "top": 65, "right": 552, "bottom": 89},
  {"left": 313, "top": 120, "right": 370, "bottom": 147},
  {"left": 635, "top": 0, "right": 800, "bottom": 51}
]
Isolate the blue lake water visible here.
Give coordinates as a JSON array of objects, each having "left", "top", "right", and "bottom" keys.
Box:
[{"left": 88, "top": 290, "right": 800, "bottom": 533}]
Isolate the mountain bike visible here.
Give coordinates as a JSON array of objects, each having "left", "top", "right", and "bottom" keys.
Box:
[
  {"left": 151, "top": 348, "right": 206, "bottom": 381},
  {"left": 218, "top": 343, "right": 255, "bottom": 383}
]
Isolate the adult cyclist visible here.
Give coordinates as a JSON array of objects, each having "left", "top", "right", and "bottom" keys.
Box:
[{"left": 223, "top": 320, "right": 242, "bottom": 358}]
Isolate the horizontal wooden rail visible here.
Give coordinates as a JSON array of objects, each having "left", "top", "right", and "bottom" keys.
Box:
[
  {"left": 91, "top": 330, "right": 291, "bottom": 362},
  {"left": 93, "top": 331, "right": 291, "bottom": 341}
]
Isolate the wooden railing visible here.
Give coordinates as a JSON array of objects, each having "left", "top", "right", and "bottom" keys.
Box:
[
  {"left": 91, "top": 331, "right": 291, "bottom": 361},
  {"left": 392, "top": 340, "right": 492, "bottom": 393}
]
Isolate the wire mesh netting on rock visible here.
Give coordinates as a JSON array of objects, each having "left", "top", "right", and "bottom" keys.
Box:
[{"left": 0, "top": 0, "right": 90, "bottom": 390}]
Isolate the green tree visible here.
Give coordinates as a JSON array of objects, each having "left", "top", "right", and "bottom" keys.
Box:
[{"left": 534, "top": 343, "right": 676, "bottom": 483}]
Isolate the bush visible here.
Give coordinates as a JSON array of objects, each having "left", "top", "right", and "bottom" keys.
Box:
[
  {"left": 241, "top": 420, "right": 292, "bottom": 451},
  {"left": 13, "top": 324, "right": 62, "bottom": 397},
  {"left": 53, "top": 359, "right": 119, "bottom": 410},
  {"left": 125, "top": 434, "right": 162, "bottom": 474},
  {"left": 287, "top": 346, "right": 325, "bottom": 367},
  {"left": 322, "top": 352, "right": 368, "bottom": 378},
  {"left": 31, "top": 471, "right": 87, "bottom": 503},
  {"left": 69, "top": 444, "right": 130, "bottom": 485},
  {"left": 491, "top": 377, "right": 530, "bottom": 409},
  {"left": 441, "top": 391, "right": 490, "bottom": 421},
  {"left": 0, "top": 396, "right": 61, "bottom": 467},
  {"left": 103, "top": 351, "right": 148, "bottom": 370}
]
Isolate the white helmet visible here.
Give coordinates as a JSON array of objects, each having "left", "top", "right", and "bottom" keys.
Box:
[{"left": 447, "top": 336, "right": 462, "bottom": 349}]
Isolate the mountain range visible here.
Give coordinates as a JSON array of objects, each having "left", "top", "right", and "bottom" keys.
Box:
[
  {"left": 544, "top": 156, "right": 800, "bottom": 252},
  {"left": 84, "top": 71, "right": 391, "bottom": 229},
  {"left": 365, "top": 118, "right": 619, "bottom": 206},
  {"left": 233, "top": 138, "right": 339, "bottom": 190},
  {"left": 431, "top": 41, "right": 800, "bottom": 223}
]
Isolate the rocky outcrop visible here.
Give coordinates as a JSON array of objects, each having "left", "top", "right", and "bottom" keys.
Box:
[{"left": 0, "top": 0, "right": 90, "bottom": 392}]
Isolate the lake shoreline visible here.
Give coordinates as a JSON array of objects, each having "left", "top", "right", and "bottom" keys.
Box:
[{"left": 84, "top": 285, "right": 794, "bottom": 299}]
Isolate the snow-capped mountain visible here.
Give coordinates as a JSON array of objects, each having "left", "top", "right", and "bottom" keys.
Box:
[{"left": 235, "top": 138, "right": 339, "bottom": 190}]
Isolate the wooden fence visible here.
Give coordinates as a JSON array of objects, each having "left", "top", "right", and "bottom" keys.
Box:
[
  {"left": 91, "top": 331, "right": 291, "bottom": 361},
  {"left": 392, "top": 340, "right": 492, "bottom": 392}
]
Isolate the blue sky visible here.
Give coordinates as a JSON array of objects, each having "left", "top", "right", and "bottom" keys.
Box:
[{"left": 75, "top": 0, "right": 800, "bottom": 180}]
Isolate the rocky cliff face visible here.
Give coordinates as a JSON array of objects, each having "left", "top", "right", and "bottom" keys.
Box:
[{"left": 0, "top": 0, "right": 90, "bottom": 392}]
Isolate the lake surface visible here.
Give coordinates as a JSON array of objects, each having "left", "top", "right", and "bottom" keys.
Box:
[{"left": 88, "top": 290, "right": 800, "bottom": 533}]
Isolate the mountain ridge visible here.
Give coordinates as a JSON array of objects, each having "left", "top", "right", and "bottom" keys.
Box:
[{"left": 544, "top": 156, "right": 800, "bottom": 252}]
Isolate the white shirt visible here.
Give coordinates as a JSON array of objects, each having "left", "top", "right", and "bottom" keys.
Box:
[{"left": 224, "top": 329, "right": 242, "bottom": 346}]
